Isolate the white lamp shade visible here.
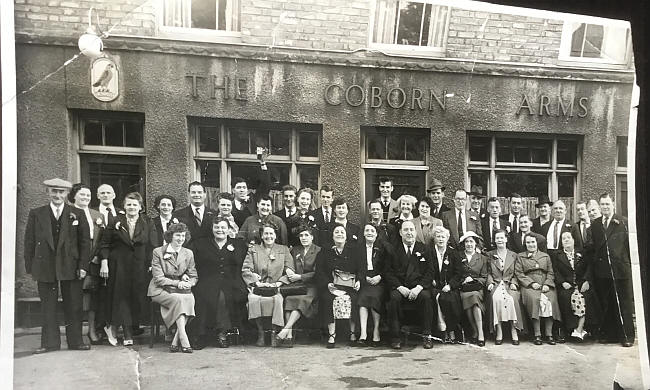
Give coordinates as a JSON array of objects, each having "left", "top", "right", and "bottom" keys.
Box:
[{"left": 78, "top": 32, "right": 103, "bottom": 58}]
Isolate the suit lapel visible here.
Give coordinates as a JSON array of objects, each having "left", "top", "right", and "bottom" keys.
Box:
[
  {"left": 503, "top": 251, "right": 516, "bottom": 273},
  {"left": 57, "top": 205, "right": 71, "bottom": 251},
  {"left": 39, "top": 206, "right": 55, "bottom": 249}
]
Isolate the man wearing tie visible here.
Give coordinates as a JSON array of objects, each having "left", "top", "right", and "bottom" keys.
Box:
[
  {"left": 24, "top": 178, "right": 91, "bottom": 353},
  {"left": 231, "top": 155, "right": 271, "bottom": 228},
  {"left": 172, "top": 181, "right": 218, "bottom": 244},
  {"left": 273, "top": 184, "right": 298, "bottom": 224},
  {"left": 427, "top": 179, "right": 450, "bottom": 219},
  {"left": 441, "top": 189, "right": 482, "bottom": 250},
  {"left": 309, "top": 185, "right": 334, "bottom": 245},
  {"left": 502, "top": 193, "right": 524, "bottom": 236},
  {"left": 481, "top": 197, "right": 510, "bottom": 251},
  {"left": 590, "top": 193, "right": 634, "bottom": 347},
  {"left": 571, "top": 201, "right": 592, "bottom": 252},
  {"left": 377, "top": 177, "right": 399, "bottom": 222},
  {"left": 385, "top": 220, "right": 435, "bottom": 350},
  {"left": 96, "top": 184, "right": 120, "bottom": 225},
  {"left": 541, "top": 200, "right": 574, "bottom": 253},
  {"left": 468, "top": 185, "right": 487, "bottom": 219}
]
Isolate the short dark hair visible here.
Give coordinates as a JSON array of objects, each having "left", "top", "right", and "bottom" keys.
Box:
[
  {"left": 331, "top": 197, "right": 348, "bottom": 209},
  {"left": 378, "top": 177, "right": 392, "bottom": 185},
  {"left": 282, "top": 184, "right": 297, "bottom": 194},
  {"left": 487, "top": 197, "right": 500, "bottom": 205},
  {"left": 417, "top": 197, "right": 435, "bottom": 209},
  {"left": 599, "top": 192, "right": 614, "bottom": 202},
  {"left": 510, "top": 193, "right": 523, "bottom": 200},
  {"left": 257, "top": 194, "right": 273, "bottom": 204},
  {"left": 123, "top": 192, "right": 144, "bottom": 207},
  {"left": 330, "top": 222, "right": 347, "bottom": 238},
  {"left": 258, "top": 221, "right": 279, "bottom": 238},
  {"left": 188, "top": 181, "right": 205, "bottom": 192},
  {"left": 154, "top": 194, "right": 177, "bottom": 213},
  {"left": 217, "top": 192, "right": 234, "bottom": 202},
  {"left": 232, "top": 177, "right": 247, "bottom": 187},
  {"left": 368, "top": 198, "right": 383, "bottom": 209},
  {"left": 493, "top": 228, "right": 508, "bottom": 239},
  {"left": 163, "top": 222, "right": 191, "bottom": 244},
  {"left": 68, "top": 183, "right": 91, "bottom": 203},
  {"left": 320, "top": 185, "right": 333, "bottom": 194}
]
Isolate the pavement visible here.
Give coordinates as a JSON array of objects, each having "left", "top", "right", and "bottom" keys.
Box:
[{"left": 13, "top": 327, "right": 645, "bottom": 390}]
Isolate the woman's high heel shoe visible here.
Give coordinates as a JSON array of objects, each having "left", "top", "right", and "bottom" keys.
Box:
[
  {"left": 326, "top": 333, "right": 336, "bottom": 349},
  {"left": 181, "top": 346, "right": 193, "bottom": 354},
  {"left": 169, "top": 344, "right": 180, "bottom": 353}
]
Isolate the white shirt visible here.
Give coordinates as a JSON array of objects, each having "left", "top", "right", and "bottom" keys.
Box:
[
  {"left": 49, "top": 203, "right": 63, "bottom": 220},
  {"left": 82, "top": 208, "right": 94, "bottom": 240},
  {"left": 403, "top": 242, "right": 414, "bottom": 256},
  {"left": 99, "top": 204, "right": 117, "bottom": 223},
  {"left": 602, "top": 215, "right": 611, "bottom": 228},
  {"left": 192, "top": 205, "right": 205, "bottom": 222},
  {"left": 160, "top": 215, "right": 172, "bottom": 233},
  {"left": 366, "top": 244, "right": 374, "bottom": 271},
  {"left": 285, "top": 207, "right": 297, "bottom": 218},
  {"left": 508, "top": 213, "right": 520, "bottom": 228},
  {"left": 546, "top": 218, "right": 565, "bottom": 249},
  {"left": 234, "top": 199, "right": 245, "bottom": 211},
  {"left": 321, "top": 207, "right": 332, "bottom": 222}
]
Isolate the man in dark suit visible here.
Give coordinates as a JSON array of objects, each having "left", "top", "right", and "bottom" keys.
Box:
[
  {"left": 309, "top": 185, "right": 334, "bottom": 245},
  {"left": 441, "top": 189, "right": 482, "bottom": 250},
  {"left": 482, "top": 197, "right": 511, "bottom": 251},
  {"left": 24, "top": 178, "right": 91, "bottom": 353},
  {"left": 540, "top": 200, "right": 574, "bottom": 252},
  {"left": 385, "top": 220, "right": 435, "bottom": 350},
  {"left": 173, "top": 181, "right": 218, "bottom": 244},
  {"left": 366, "top": 198, "right": 397, "bottom": 245},
  {"left": 96, "top": 183, "right": 122, "bottom": 225},
  {"left": 231, "top": 154, "right": 271, "bottom": 228},
  {"left": 273, "top": 184, "right": 297, "bottom": 224},
  {"left": 508, "top": 215, "right": 547, "bottom": 254},
  {"left": 571, "top": 200, "right": 592, "bottom": 252},
  {"left": 468, "top": 185, "right": 487, "bottom": 219},
  {"left": 590, "top": 193, "right": 634, "bottom": 347},
  {"left": 501, "top": 193, "right": 524, "bottom": 236},
  {"left": 427, "top": 179, "right": 450, "bottom": 219},
  {"left": 531, "top": 194, "right": 552, "bottom": 234},
  {"left": 377, "top": 177, "right": 399, "bottom": 222}
]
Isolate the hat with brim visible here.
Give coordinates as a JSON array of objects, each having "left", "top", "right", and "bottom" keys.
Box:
[
  {"left": 535, "top": 194, "right": 552, "bottom": 208},
  {"left": 459, "top": 231, "right": 482, "bottom": 245},
  {"left": 468, "top": 185, "right": 485, "bottom": 198},
  {"left": 427, "top": 178, "right": 445, "bottom": 192},
  {"left": 43, "top": 178, "right": 72, "bottom": 190}
]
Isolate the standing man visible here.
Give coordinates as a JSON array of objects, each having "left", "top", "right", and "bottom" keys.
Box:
[
  {"left": 468, "top": 185, "right": 487, "bottom": 219},
  {"left": 587, "top": 199, "right": 602, "bottom": 222},
  {"left": 377, "top": 177, "right": 399, "bottom": 222},
  {"left": 501, "top": 193, "right": 524, "bottom": 236},
  {"left": 531, "top": 195, "right": 552, "bottom": 234},
  {"left": 591, "top": 193, "right": 634, "bottom": 347},
  {"left": 481, "top": 197, "right": 510, "bottom": 251},
  {"left": 24, "top": 178, "right": 91, "bottom": 353},
  {"left": 441, "top": 189, "right": 482, "bottom": 250},
  {"left": 231, "top": 150, "right": 271, "bottom": 228},
  {"left": 427, "top": 179, "right": 450, "bottom": 219},
  {"left": 541, "top": 200, "right": 574, "bottom": 252},
  {"left": 385, "top": 220, "right": 435, "bottom": 350},
  {"left": 366, "top": 198, "right": 397, "bottom": 245},
  {"left": 96, "top": 184, "right": 121, "bottom": 225},
  {"left": 173, "top": 181, "right": 218, "bottom": 244},
  {"left": 572, "top": 201, "right": 592, "bottom": 252},
  {"left": 309, "top": 185, "right": 334, "bottom": 245},
  {"left": 273, "top": 184, "right": 298, "bottom": 224}
]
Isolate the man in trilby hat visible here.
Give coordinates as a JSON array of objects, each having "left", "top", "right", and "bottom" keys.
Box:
[{"left": 427, "top": 179, "right": 450, "bottom": 219}]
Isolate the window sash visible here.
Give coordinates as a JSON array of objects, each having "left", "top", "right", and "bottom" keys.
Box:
[
  {"left": 373, "top": 0, "right": 449, "bottom": 49},
  {"left": 162, "top": 0, "right": 241, "bottom": 31},
  {"left": 559, "top": 20, "right": 631, "bottom": 65}
]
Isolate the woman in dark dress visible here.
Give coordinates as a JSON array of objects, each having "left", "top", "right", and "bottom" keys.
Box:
[
  {"left": 100, "top": 192, "right": 155, "bottom": 346},
  {"left": 315, "top": 224, "right": 361, "bottom": 348},
  {"left": 551, "top": 231, "right": 601, "bottom": 341},
  {"left": 388, "top": 194, "right": 418, "bottom": 243},
  {"left": 151, "top": 194, "right": 178, "bottom": 247},
  {"left": 285, "top": 188, "right": 319, "bottom": 247},
  {"left": 276, "top": 223, "right": 321, "bottom": 346},
  {"left": 191, "top": 216, "right": 248, "bottom": 349},
  {"left": 431, "top": 226, "right": 463, "bottom": 343},
  {"left": 356, "top": 223, "right": 390, "bottom": 346},
  {"left": 458, "top": 232, "right": 488, "bottom": 346}
]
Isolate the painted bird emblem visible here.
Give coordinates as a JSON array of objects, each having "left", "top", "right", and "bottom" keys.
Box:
[{"left": 93, "top": 63, "right": 114, "bottom": 92}]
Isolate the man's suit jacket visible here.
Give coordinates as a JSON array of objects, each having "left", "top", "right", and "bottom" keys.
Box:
[
  {"left": 540, "top": 219, "right": 574, "bottom": 251},
  {"left": 431, "top": 246, "right": 463, "bottom": 289},
  {"left": 374, "top": 198, "right": 399, "bottom": 222},
  {"left": 385, "top": 241, "right": 433, "bottom": 290},
  {"left": 232, "top": 200, "right": 255, "bottom": 229},
  {"left": 309, "top": 207, "right": 332, "bottom": 246},
  {"left": 95, "top": 205, "right": 123, "bottom": 226},
  {"left": 24, "top": 204, "right": 91, "bottom": 282},
  {"left": 481, "top": 215, "right": 511, "bottom": 251},
  {"left": 507, "top": 231, "right": 547, "bottom": 254},
  {"left": 590, "top": 214, "right": 630, "bottom": 280},
  {"left": 431, "top": 203, "right": 450, "bottom": 220},
  {"left": 172, "top": 205, "right": 218, "bottom": 245},
  {"left": 571, "top": 220, "right": 592, "bottom": 252},
  {"left": 441, "top": 209, "right": 483, "bottom": 249},
  {"left": 273, "top": 208, "right": 297, "bottom": 226}
]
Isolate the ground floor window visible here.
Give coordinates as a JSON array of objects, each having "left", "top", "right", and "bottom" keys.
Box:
[
  {"left": 193, "top": 119, "right": 321, "bottom": 210},
  {"left": 80, "top": 155, "right": 146, "bottom": 209},
  {"left": 468, "top": 133, "right": 580, "bottom": 221},
  {"left": 616, "top": 136, "right": 628, "bottom": 216}
]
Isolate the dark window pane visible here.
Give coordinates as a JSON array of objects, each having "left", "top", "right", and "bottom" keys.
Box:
[
  {"left": 229, "top": 128, "right": 250, "bottom": 154},
  {"left": 367, "top": 134, "right": 387, "bottom": 159},
  {"left": 83, "top": 157, "right": 144, "bottom": 209},
  {"left": 617, "top": 175, "right": 627, "bottom": 217},
  {"left": 583, "top": 24, "right": 604, "bottom": 58},
  {"left": 217, "top": 0, "right": 227, "bottom": 30},
  {"left": 251, "top": 129, "right": 269, "bottom": 153},
  {"left": 469, "top": 137, "right": 490, "bottom": 162},
  {"left": 270, "top": 130, "right": 290, "bottom": 156},
  {"left": 618, "top": 137, "right": 628, "bottom": 167},
  {"left": 124, "top": 121, "right": 143, "bottom": 147},
  {"left": 496, "top": 144, "right": 513, "bottom": 162},
  {"left": 198, "top": 126, "right": 220, "bottom": 153},
  {"left": 557, "top": 140, "right": 577, "bottom": 165},
  {"left": 469, "top": 171, "right": 489, "bottom": 196},
  {"left": 105, "top": 121, "right": 124, "bottom": 146},
  {"left": 299, "top": 132, "right": 319, "bottom": 157},
  {"left": 192, "top": 0, "right": 216, "bottom": 29},
  {"left": 198, "top": 160, "right": 220, "bottom": 188},
  {"left": 365, "top": 168, "right": 426, "bottom": 200},
  {"left": 496, "top": 172, "right": 548, "bottom": 197},
  {"left": 531, "top": 147, "right": 549, "bottom": 164},
  {"left": 514, "top": 147, "right": 530, "bottom": 163},
  {"left": 558, "top": 175, "right": 575, "bottom": 198},
  {"left": 230, "top": 162, "right": 289, "bottom": 192},
  {"left": 299, "top": 166, "right": 320, "bottom": 190},
  {"left": 405, "top": 135, "right": 425, "bottom": 161},
  {"left": 84, "top": 121, "right": 103, "bottom": 145},
  {"left": 386, "top": 134, "right": 403, "bottom": 160},
  {"left": 396, "top": 2, "right": 424, "bottom": 46}
]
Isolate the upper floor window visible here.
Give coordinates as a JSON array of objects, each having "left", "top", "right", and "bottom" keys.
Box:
[
  {"left": 559, "top": 20, "right": 632, "bottom": 67},
  {"left": 159, "top": 0, "right": 241, "bottom": 42},
  {"left": 372, "top": 0, "right": 450, "bottom": 55}
]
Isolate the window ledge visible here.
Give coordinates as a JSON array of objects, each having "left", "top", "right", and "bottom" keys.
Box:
[
  {"left": 157, "top": 27, "right": 242, "bottom": 44},
  {"left": 556, "top": 57, "right": 632, "bottom": 71},
  {"left": 368, "top": 43, "right": 446, "bottom": 59}
]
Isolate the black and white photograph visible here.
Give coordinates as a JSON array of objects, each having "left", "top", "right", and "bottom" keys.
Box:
[{"left": 1, "top": 0, "right": 649, "bottom": 388}]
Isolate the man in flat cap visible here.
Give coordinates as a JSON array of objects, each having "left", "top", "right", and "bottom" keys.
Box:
[
  {"left": 427, "top": 179, "right": 450, "bottom": 219},
  {"left": 24, "top": 178, "right": 91, "bottom": 353}
]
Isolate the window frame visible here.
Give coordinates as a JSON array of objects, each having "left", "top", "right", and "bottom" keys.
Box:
[
  {"left": 362, "top": 126, "right": 430, "bottom": 167},
  {"left": 76, "top": 112, "right": 146, "bottom": 156},
  {"left": 156, "top": 0, "right": 242, "bottom": 43},
  {"left": 558, "top": 18, "right": 632, "bottom": 69}
]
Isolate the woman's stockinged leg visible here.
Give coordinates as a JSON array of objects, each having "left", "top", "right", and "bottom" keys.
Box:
[{"left": 359, "top": 307, "right": 369, "bottom": 340}]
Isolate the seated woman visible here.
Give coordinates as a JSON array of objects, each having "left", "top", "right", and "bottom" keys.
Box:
[
  {"left": 276, "top": 223, "right": 321, "bottom": 347},
  {"left": 148, "top": 223, "right": 197, "bottom": 353},
  {"left": 315, "top": 224, "right": 361, "bottom": 348},
  {"left": 486, "top": 229, "right": 522, "bottom": 345},
  {"left": 412, "top": 197, "right": 443, "bottom": 247},
  {"left": 458, "top": 232, "right": 488, "bottom": 347},
  {"left": 551, "top": 231, "right": 601, "bottom": 342},
  {"left": 356, "top": 223, "right": 389, "bottom": 347},
  {"left": 191, "top": 216, "right": 247, "bottom": 349},
  {"left": 431, "top": 226, "right": 463, "bottom": 343},
  {"left": 241, "top": 223, "right": 294, "bottom": 347},
  {"left": 516, "top": 233, "right": 562, "bottom": 345}
]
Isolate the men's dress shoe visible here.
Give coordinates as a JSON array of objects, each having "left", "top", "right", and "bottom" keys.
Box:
[
  {"left": 494, "top": 339, "right": 503, "bottom": 346},
  {"left": 356, "top": 339, "right": 368, "bottom": 347},
  {"left": 545, "top": 336, "right": 556, "bottom": 345},
  {"left": 169, "top": 344, "right": 180, "bottom": 353},
  {"left": 534, "top": 336, "right": 543, "bottom": 345},
  {"left": 33, "top": 346, "right": 60, "bottom": 354},
  {"left": 390, "top": 341, "right": 402, "bottom": 350},
  {"left": 511, "top": 340, "right": 520, "bottom": 346},
  {"left": 370, "top": 340, "right": 381, "bottom": 348},
  {"left": 423, "top": 337, "right": 434, "bottom": 349},
  {"left": 556, "top": 336, "right": 566, "bottom": 344},
  {"left": 181, "top": 347, "right": 193, "bottom": 354},
  {"left": 622, "top": 340, "right": 634, "bottom": 348},
  {"left": 477, "top": 340, "right": 485, "bottom": 347},
  {"left": 69, "top": 344, "right": 91, "bottom": 351}
]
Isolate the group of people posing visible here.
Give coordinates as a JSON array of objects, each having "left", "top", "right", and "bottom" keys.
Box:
[{"left": 23, "top": 162, "right": 635, "bottom": 354}]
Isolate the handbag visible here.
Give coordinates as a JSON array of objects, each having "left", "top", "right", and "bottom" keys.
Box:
[
  {"left": 252, "top": 286, "right": 279, "bottom": 297},
  {"left": 461, "top": 280, "right": 483, "bottom": 292},
  {"left": 279, "top": 283, "right": 307, "bottom": 297},
  {"left": 333, "top": 294, "right": 352, "bottom": 319},
  {"left": 333, "top": 270, "right": 356, "bottom": 289}
]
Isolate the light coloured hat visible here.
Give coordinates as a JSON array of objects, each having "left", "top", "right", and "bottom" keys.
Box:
[
  {"left": 42, "top": 178, "right": 72, "bottom": 190},
  {"left": 459, "top": 231, "right": 482, "bottom": 244}
]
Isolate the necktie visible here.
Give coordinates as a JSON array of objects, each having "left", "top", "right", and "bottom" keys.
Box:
[
  {"left": 108, "top": 206, "right": 114, "bottom": 216},
  {"left": 513, "top": 215, "right": 519, "bottom": 234},
  {"left": 552, "top": 221, "right": 559, "bottom": 249},
  {"left": 457, "top": 211, "right": 464, "bottom": 238},
  {"left": 325, "top": 209, "right": 330, "bottom": 223},
  {"left": 384, "top": 201, "right": 389, "bottom": 208},
  {"left": 407, "top": 245, "right": 412, "bottom": 256},
  {"left": 603, "top": 217, "right": 609, "bottom": 229},
  {"left": 54, "top": 207, "right": 61, "bottom": 220},
  {"left": 434, "top": 206, "right": 439, "bottom": 216},
  {"left": 492, "top": 219, "right": 498, "bottom": 243},
  {"left": 194, "top": 208, "right": 202, "bottom": 226}
]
